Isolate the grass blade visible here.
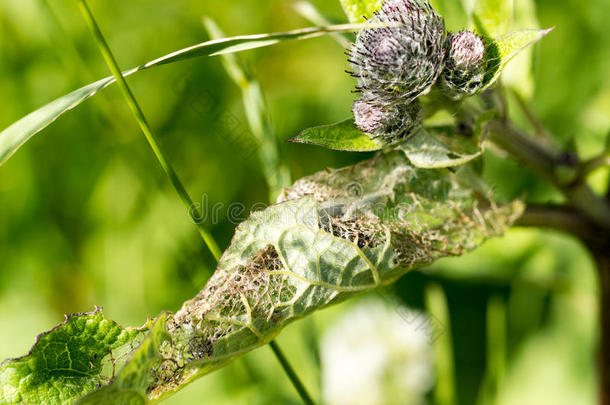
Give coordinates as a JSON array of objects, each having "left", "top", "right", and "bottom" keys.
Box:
[
  {"left": 0, "top": 22, "right": 376, "bottom": 167},
  {"left": 293, "top": 2, "right": 352, "bottom": 48},
  {"left": 77, "top": 0, "right": 222, "bottom": 261}
]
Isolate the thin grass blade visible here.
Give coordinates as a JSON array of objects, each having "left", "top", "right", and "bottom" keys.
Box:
[{"left": 0, "top": 22, "right": 375, "bottom": 166}]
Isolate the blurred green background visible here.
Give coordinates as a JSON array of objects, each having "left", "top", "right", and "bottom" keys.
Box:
[{"left": 0, "top": 0, "right": 609, "bottom": 403}]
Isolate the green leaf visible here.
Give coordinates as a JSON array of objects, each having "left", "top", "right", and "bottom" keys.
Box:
[
  {"left": 500, "top": 0, "right": 541, "bottom": 98},
  {"left": 294, "top": 2, "right": 353, "bottom": 48},
  {"left": 76, "top": 314, "right": 170, "bottom": 405},
  {"left": 339, "top": 0, "right": 384, "bottom": 23},
  {"left": 473, "top": 0, "right": 513, "bottom": 38},
  {"left": 0, "top": 308, "right": 146, "bottom": 405},
  {"left": 3, "top": 152, "right": 523, "bottom": 404},
  {"left": 399, "top": 127, "right": 483, "bottom": 168},
  {"left": 482, "top": 28, "right": 554, "bottom": 90},
  {"left": 288, "top": 118, "right": 385, "bottom": 152},
  {"left": 145, "top": 150, "right": 521, "bottom": 401},
  {"left": 0, "top": 23, "right": 370, "bottom": 167}
]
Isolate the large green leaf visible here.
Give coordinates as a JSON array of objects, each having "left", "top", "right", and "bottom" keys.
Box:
[
  {"left": 289, "top": 118, "right": 386, "bottom": 152},
  {"left": 1, "top": 151, "right": 523, "bottom": 404},
  {"left": 0, "top": 308, "right": 146, "bottom": 405},
  {"left": 0, "top": 23, "right": 369, "bottom": 167},
  {"left": 482, "top": 28, "right": 553, "bottom": 90},
  {"left": 339, "top": 0, "right": 384, "bottom": 23}
]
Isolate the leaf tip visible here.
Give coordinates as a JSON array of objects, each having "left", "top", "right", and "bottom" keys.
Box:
[
  {"left": 541, "top": 26, "right": 555, "bottom": 37},
  {"left": 286, "top": 135, "right": 304, "bottom": 144}
]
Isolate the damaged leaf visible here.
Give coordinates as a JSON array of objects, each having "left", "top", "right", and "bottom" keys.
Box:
[
  {"left": 2, "top": 151, "right": 523, "bottom": 404},
  {"left": 0, "top": 308, "right": 146, "bottom": 405}
]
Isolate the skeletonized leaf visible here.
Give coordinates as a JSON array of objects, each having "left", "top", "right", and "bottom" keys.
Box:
[
  {"left": 482, "top": 28, "right": 553, "bottom": 90},
  {"left": 289, "top": 118, "right": 385, "bottom": 152},
  {"left": 96, "top": 150, "right": 522, "bottom": 403},
  {"left": 2, "top": 151, "right": 523, "bottom": 404},
  {"left": 0, "top": 308, "right": 146, "bottom": 405},
  {"left": 0, "top": 23, "right": 370, "bottom": 167},
  {"left": 76, "top": 314, "right": 170, "bottom": 405},
  {"left": 339, "top": 0, "right": 384, "bottom": 23}
]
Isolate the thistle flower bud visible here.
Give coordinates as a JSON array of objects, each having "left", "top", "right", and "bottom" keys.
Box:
[
  {"left": 353, "top": 98, "right": 423, "bottom": 144},
  {"left": 347, "top": 0, "right": 446, "bottom": 107},
  {"left": 439, "top": 31, "right": 487, "bottom": 100}
]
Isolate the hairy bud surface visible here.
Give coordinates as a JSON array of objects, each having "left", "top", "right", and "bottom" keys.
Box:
[
  {"left": 348, "top": 0, "right": 446, "bottom": 107},
  {"left": 440, "top": 31, "right": 487, "bottom": 100}
]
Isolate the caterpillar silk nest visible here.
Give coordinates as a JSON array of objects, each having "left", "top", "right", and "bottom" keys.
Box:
[
  {"left": 440, "top": 31, "right": 487, "bottom": 100},
  {"left": 348, "top": 0, "right": 446, "bottom": 144}
]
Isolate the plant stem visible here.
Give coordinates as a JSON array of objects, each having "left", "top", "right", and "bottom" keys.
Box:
[
  {"left": 487, "top": 118, "right": 610, "bottom": 230},
  {"left": 76, "top": 0, "right": 221, "bottom": 261},
  {"left": 515, "top": 204, "right": 602, "bottom": 242},
  {"left": 582, "top": 153, "right": 610, "bottom": 178},
  {"left": 598, "top": 253, "right": 610, "bottom": 405},
  {"left": 510, "top": 88, "right": 554, "bottom": 146},
  {"left": 487, "top": 112, "right": 610, "bottom": 404},
  {"left": 269, "top": 340, "right": 316, "bottom": 405}
]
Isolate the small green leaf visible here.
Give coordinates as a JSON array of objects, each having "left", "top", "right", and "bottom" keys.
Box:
[
  {"left": 77, "top": 314, "right": 170, "bottom": 405},
  {"left": 0, "top": 23, "right": 370, "bottom": 167},
  {"left": 473, "top": 0, "right": 513, "bottom": 38},
  {"left": 339, "top": 0, "right": 384, "bottom": 23},
  {"left": 289, "top": 118, "right": 385, "bottom": 152},
  {"left": 399, "top": 127, "right": 483, "bottom": 168},
  {"left": 482, "top": 28, "right": 553, "bottom": 90},
  {"left": 500, "top": 0, "right": 541, "bottom": 97},
  {"left": 0, "top": 308, "right": 146, "bottom": 405}
]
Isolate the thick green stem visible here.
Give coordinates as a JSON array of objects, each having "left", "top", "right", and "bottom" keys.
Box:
[
  {"left": 76, "top": 0, "right": 221, "bottom": 261},
  {"left": 487, "top": 119, "right": 610, "bottom": 230}
]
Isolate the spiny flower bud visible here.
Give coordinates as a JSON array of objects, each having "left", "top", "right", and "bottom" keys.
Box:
[
  {"left": 353, "top": 98, "right": 423, "bottom": 144},
  {"left": 347, "top": 0, "right": 446, "bottom": 107},
  {"left": 439, "top": 31, "right": 487, "bottom": 100}
]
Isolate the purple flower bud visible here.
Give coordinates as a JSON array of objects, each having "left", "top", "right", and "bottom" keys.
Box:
[
  {"left": 352, "top": 99, "right": 386, "bottom": 134},
  {"left": 353, "top": 98, "right": 423, "bottom": 144},
  {"left": 440, "top": 31, "right": 487, "bottom": 100},
  {"left": 347, "top": 0, "right": 446, "bottom": 107}
]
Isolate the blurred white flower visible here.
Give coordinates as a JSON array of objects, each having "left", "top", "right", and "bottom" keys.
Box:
[{"left": 321, "top": 297, "right": 435, "bottom": 405}]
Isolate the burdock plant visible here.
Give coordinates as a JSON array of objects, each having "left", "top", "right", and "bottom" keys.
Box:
[
  {"left": 1, "top": 0, "right": 609, "bottom": 404},
  {"left": 439, "top": 30, "right": 487, "bottom": 100}
]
